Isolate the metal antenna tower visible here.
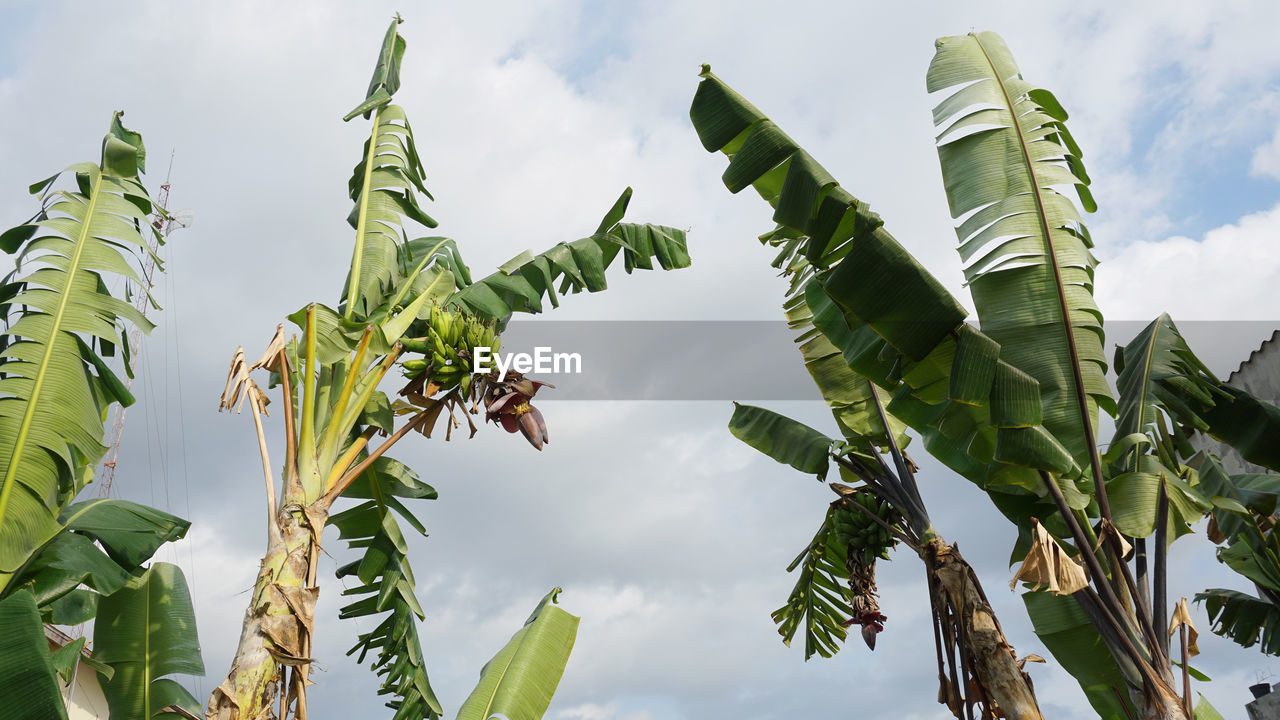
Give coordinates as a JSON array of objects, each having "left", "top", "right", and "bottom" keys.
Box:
[{"left": 96, "top": 150, "right": 191, "bottom": 497}]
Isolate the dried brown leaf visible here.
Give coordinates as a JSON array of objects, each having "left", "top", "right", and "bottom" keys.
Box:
[
  {"left": 220, "top": 345, "right": 270, "bottom": 415},
  {"left": 1017, "top": 653, "right": 1046, "bottom": 670},
  {"left": 251, "top": 323, "right": 291, "bottom": 374},
  {"left": 1169, "top": 597, "right": 1200, "bottom": 657},
  {"left": 1095, "top": 518, "right": 1133, "bottom": 559},
  {"left": 1207, "top": 515, "right": 1225, "bottom": 545},
  {"left": 1009, "top": 519, "right": 1089, "bottom": 595}
]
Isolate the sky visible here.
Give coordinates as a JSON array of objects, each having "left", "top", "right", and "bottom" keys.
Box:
[{"left": 2, "top": 1, "right": 1280, "bottom": 719}]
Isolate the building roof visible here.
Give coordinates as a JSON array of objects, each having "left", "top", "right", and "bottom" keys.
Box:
[{"left": 1229, "top": 328, "right": 1280, "bottom": 384}]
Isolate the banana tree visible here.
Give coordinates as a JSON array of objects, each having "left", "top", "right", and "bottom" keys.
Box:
[
  {"left": 206, "top": 17, "right": 690, "bottom": 720},
  {"left": 0, "top": 116, "right": 204, "bottom": 720},
  {"left": 1126, "top": 327, "right": 1280, "bottom": 657},
  {"left": 708, "top": 93, "right": 1048, "bottom": 719},
  {"left": 690, "top": 31, "right": 1241, "bottom": 720},
  {"left": 730, "top": 402, "right": 1047, "bottom": 720}
]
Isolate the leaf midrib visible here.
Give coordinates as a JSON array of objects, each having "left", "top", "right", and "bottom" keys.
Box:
[
  {"left": 971, "top": 33, "right": 1098, "bottom": 469},
  {"left": 345, "top": 106, "right": 384, "bottom": 321},
  {"left": 0, "top": 175, "right": 103, "bottom": 531},
  {"left": 477, "top": 625, "right": 535, "bottom": 718},
  {"left": 1130, "top": 320, "right": 1163, "bottom": 442},
  {"left": 143, "top": 570, "right": 154, "bottom": 718}
]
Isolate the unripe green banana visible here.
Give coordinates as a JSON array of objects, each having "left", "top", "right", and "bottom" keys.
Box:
[{"left": 401, "top": 337, "right": 430, "bottom": 354}]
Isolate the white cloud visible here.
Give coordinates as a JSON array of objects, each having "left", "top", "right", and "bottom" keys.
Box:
[
  {"left": 1096, "top": 201, "right": 1280, "bottom": 321},
  {"left": 1251, "top": 127, "right": 1280, "bottom": 180},
  {"left": 555, "top": 702, "right": 652, "bottom": 720}
]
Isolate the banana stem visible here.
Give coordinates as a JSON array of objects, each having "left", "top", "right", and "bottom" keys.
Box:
[
  {"left": 317, "top": 327, "right": 374, "bottom": 466},
  {"left": 323, "top": 400, "right": 440, "bottom": 505},
  {"left": 279, "top": 344, "right": 301, "bottom": 500},
  {"left": 247, "top": 392, "right": 278, "bottom": 538},
  {"left": 324, "top": 427, "right": 378, "bottom": 494},
  {"left": 296, "top": 305, "right": 319, "bottom": 500}
]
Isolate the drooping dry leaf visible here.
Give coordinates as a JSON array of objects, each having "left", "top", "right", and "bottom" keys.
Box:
[
  {"left": 1207, "top": 515, "right": 1225, "bottom": 545},
  {"left": 1009, "top": 519, "right": 1089, "bottom": 595},
  {"left": 1017, "top": 653, "right": 1046, "bottom": 670},
  {"left": 157, "top": 705, "right": 202, "bottom": 720},
  {"left": 829, "top": 482, "right": 859, "bottom": 499},
  {"left": 220, "top": 345, "right": 271, "bottom": 415},
  {"left": 219, "top": 346, "right": 248, "bottom": 413},
  {"left": 251, "top": 323, "right": 291, "bottom": 374},
  {"left": 1169, "top": 597, "right": 1200, "bottom": 657},
  {"left": 1095, "top": 519, "right": 1134, "bottom": 559},
  {"left": 416, "top": 398, "right": 447, "bottom": 438}
]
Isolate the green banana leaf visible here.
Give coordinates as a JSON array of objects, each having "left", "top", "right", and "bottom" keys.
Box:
[
  {"left": 1023, "top": 592, "right": 1136, "bottom": 720},
  {"left": 928, "top": 32, "right": 1115, "bottom": 473},
  {"left": 341, "top": 98, "right": 437, "bottom": 320},
  {"left": 782, "top": 268, "right": 909, "bottom": 452},
  {"left": 770, "top": 507, "right": 855, "bottom": 660},
  {"left": 0, "top": 115, "right": 164, "bottom": 591},
  {"left": 691, "top": 66, "right": 1082, "bottom": 498},
  {"left": 2, "top": 498, "right": 189, "bottom": 626},
  {"left": 0, "top": 590, "right": 68, "bottom": 720},
  {"left": 59, "top": 498, "right": 189, "bottom": 570},
  {"left": 1197, "top": 588, "right": 1280, "bottom": 656},
  {"left": 1112, "top": 314, "right": 1218, "bottom": 443},
  {"left": 1194, "top": 694, "right": 1225, "bottom": 720},
  {"left": 455, "top": 588, "right": 579, "bottom": 720},
  {"left": 346, "top": 15, "right": 407, "bottom": 121},
  {"left": 8, "top": 532, "right": 130, "bottom": 608},
  {"left": 341, "top": 17, "right": 436, "bottom": 322},
  {"left": 447, "top": 188, "right": 690, "bottom": 325},
  {"left": 1105, "top": 454, "right": 1209, "bottom": 540},
  {"left": 728, "top": 403, "right": 836, "bottom": 480},
  {"left": 1183, "top": 383, "right": 1280, "bottom": 473},
  {"left": 334, "top": 453, "right": 443, "bottom": 720},
  {"left": 92, "top": 563, "right": 204, "bottom": 720}
]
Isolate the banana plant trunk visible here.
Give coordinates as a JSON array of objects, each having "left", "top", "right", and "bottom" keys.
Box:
[
  {"left": 207, "top": 500, "right": 326, "bottom": 720},
  {"left": 924, "top": 539, "right": 1043, "bottom": 720},
  {"left": 1144, "top": 671, "right": 1190, "bottom": 720}
]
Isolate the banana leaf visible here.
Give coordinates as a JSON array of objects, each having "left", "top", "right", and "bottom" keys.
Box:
[
  {"left": 455, "top": 588, "right": 579, "bottom": 720},
  {"left": 770, "top": 508, "right": 855, "bottom": 660},
  {"left": 928, "top": 31, "right": 1115, "bottom": 472},
  {"left": 447, "top": 188, "right": 690, "bottom": 325},
  {"left": 1197, "top": 588, "right": 1280, "bottom": 656},
  {"left": 341, "top": 18, "right": 436, "bottom": 321},
  {"left": 1112, "top": 314, "right": 1218, "bottom": 444},
  {"left": 1182, "top": 384, "right": 1280, "bottom": 473},
  {"left": 1023, "top": 591, "right": 1136, "bottom": 720},
  {"left": 691, "top": 66, "right": 1082, "bottom": 499},
  {"left": 0, "top": 590, "right": 68, "bottom": 720},
  {"left": 0, "top": 115, "right": 163, "bottom": 591},
  {"left": 93, "top": 563, "right": 204, "bottom": 720},
  {"left": 334, "top": 452, "right": 442, "bottom": 720},
  {"left": 728, "top": 403, "right": 836, "bottom": 480}
]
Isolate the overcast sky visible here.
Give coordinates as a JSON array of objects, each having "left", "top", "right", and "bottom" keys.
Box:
[{"left": 3, "top": 1, "right": 1280, "bottom": 719}]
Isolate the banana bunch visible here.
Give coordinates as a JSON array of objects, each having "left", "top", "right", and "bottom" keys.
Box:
[
  {"left": 829, "top": 490, "right": 900, "bottom": 566},
  {"left": 400, "top": 303, "right": 500, "bottom": 396}
]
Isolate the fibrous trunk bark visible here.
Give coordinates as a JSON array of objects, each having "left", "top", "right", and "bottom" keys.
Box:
[
  {"left": 206, "top": 501, "right": 326, "bottom": 720},
  {"left": 925, "top": 539, "right": 1043, "bottom": 720},
  {"left": 1142, "top": 667, "right": 1190, "bottom": 720}
]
